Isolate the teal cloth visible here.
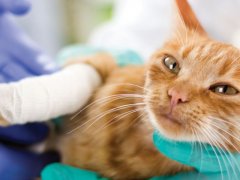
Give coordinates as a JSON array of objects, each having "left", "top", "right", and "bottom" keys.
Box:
[
  {"left": 41, "top": 163, "right": 108, "bottom": 180},
  {"left": 57, "top": 44, "right": 144, "bottom": 67},
  {"left": 153, "top": 131, "right": 240, "bottom": 173},
  {"left": 151, "top": 131, "right": 240, "bottom": 180},
  {"left": 42, "top": 45, "right": 240, "bottom": 180}
]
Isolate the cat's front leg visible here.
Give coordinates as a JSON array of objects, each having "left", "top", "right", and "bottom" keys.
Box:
[
  {"left": 65, "top": 53, "right": 118, "bottom": 82},
  {"left": 0, "top": 64, "right": 101, "bottom": 125}
]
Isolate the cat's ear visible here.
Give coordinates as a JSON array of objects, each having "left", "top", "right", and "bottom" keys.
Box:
[{"left": 173, "top": 0, "right": 207, "bottom": 36}]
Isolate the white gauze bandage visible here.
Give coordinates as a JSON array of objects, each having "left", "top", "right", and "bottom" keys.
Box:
[{"left": 0, "top": 64, "right": 101, "bottom": 124}]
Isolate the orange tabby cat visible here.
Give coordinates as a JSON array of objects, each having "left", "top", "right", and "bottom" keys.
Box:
[{"left": 61, "top": 0, "right": 240, "bottom": 179}]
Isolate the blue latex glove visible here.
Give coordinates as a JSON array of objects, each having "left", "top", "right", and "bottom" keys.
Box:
[
  {"left": 0, "top": 1, "right": 60, "bottom": 180},
  {"left": 0, "top": 16, "right": 58, "bottom": 83},
  {"left": 0, "top": 0, "right": 31, "bottom": 15}
]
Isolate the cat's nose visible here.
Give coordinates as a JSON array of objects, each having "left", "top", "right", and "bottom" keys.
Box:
[{"left": 168, "top": 88, "right": 189, "bottom": 109}]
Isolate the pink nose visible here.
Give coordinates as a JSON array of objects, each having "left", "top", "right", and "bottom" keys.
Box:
[{"left": 168, "top": 88, "right": 189, "bottom": 110}]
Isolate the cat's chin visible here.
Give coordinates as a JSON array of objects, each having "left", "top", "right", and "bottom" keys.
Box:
[{"left": 147, "top": 108, "right": 194, "bottom": 141}]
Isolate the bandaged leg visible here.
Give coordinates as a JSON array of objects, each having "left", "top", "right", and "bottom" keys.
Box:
[{"left": 0, "top": 64, "right": 101, "bottom": 125}]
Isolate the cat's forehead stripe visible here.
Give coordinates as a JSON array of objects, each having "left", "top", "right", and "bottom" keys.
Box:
[
  {"left": 218, "top": 58, "right": 236, "bottom": 76},
  {"left": 181, "top": 43, "right": 214, "bottom": 61},
  {"left": 199, "top": 43, "right": 215, "bottom": 59},
  {"left": 178, "top": 42, "right": 240, "bottom": 82}
]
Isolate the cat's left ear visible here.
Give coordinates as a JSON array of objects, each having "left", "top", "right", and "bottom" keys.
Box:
[{"left": 173, "top": 0, "right": 207, "bottom": 36}]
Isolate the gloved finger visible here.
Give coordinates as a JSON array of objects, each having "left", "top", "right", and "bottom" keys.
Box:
[
  {"left": 0, "top": 16, "right": 59, "bottom": 75},
  {"left": 0, "top": 51, "right": 33, "bottom": 82},
  {"left": 12, "top": 43, "right": 59, "bottom": 75},
  {"left": 0, "top": 0, "right": 31, "bottom": 15},
  {"left": 0, "top": 123, "right": 49, "bottom": 145},
  {"left": 1, "top": 61, "right": 34, "bottom": 82},
  {"left": 9, "top": 31, "right": 59, "bottom": 75},
  {"left": 41, "top": 163, "right": 106, "bottom": 180},
  {"left": 0, "top": 144, "right": 60, "bottom": 180}
]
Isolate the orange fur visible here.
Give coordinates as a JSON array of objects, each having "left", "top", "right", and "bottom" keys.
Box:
[{"left": 60, "top": 0, "right": 240, "bottom": 179}]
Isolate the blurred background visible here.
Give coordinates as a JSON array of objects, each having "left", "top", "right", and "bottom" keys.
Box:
[
  {"left": 13, "top": 0, "right": 240, "bottom": 60},
  {"left": 14, "top": 0, "right": 114, "bottom": 57}
]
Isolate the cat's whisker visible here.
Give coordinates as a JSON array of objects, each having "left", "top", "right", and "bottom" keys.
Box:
[
  {"left": 204, "top": 123, "right": 240, "bottom": 164},
  {"left": 209, "top": 116, "right": 240, "bottom": 130},
  {"left": 206, "top": 119, "right": 240, "bottom": 149},
  {"left": 102, "top": 83, "right": 150, "bottom": 93},
  {"left": 197, "top": 118, "right": 240, "bottom": 180},
  {"left": 67, "top": 104, "right": 145, "bottom": 134},
  {"left": 66, "top": 103, "right": 146, "bottom": 134},
  {"left": 197, "top": 126, "right": 225, "bottom": 180},
  {"left": 191, "top": 119, "right": 225, "bottom": 180},
  {"left": 196, "top": 127, "right": 222, "bottom": 180},
  {"left": 83, "top": 103, "right": 146, "bottom": 132},
  {"left": 66, "top": 95, "right": 145, "bottom": 131},
  {"left": 127, "top": 112, "right": 147, "bottom": 129},
  {"left": 191, "top": 126, "right": 206, "bottom": 180},
  {"left": 210, "top": 118, "right": 240, "bottom": 128},
  {"left": 93, "top": 108, "right": 145, "bottom": 135},
  {"left": 190, "top": 126, "right": 206, "bottom": 180},
  {"left": 198, "top": 117, "right": 239, "bottom": 177},
  {"left": 202, "top": 126, "right": 238, "bottom": 180},
  {"left": 207, "top": 127, "right": 240, "bottom": 179},
  {"left": 70, "top": 94, "right": 145, "bottom": 121}
]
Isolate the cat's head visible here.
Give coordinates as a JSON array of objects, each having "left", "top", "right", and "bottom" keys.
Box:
[{"left": 145, "top": 0, "right": 240, "bottom": 152}]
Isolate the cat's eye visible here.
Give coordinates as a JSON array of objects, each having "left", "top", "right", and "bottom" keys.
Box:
[
  {"left": 163, "top": 56, "right": 180, "bottom": 74},
  {"left": 210, "top": 84, "right": 238, "bottom": 95}
]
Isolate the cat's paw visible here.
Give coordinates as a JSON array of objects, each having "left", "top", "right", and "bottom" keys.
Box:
[{"left": 65, "top": 53, "right": 117, "bottom": 81}]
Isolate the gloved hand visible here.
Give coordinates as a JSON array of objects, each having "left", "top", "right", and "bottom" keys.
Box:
[
  {"left": 0, "top": 4, "right": 58, "bottom": 83},
  {"left": 0, "top": 0, "right": 60, "bottom": 180},
  {"left": 0, "top": 0, "right": 31, "bottom": 15}
]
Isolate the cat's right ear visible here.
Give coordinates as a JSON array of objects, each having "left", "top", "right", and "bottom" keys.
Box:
[{"left": 173, "top": 0, "right": 207, "bottom": 36}]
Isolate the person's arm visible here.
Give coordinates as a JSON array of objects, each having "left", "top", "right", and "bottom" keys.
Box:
[{"left": 0, "top": 1, "right": 60, "bottom": 179}]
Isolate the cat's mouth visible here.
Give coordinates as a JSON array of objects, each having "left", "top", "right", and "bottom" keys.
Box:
[
  {"left": 149, "top": 110, "right": 193, "bottom": 141},
  {"left": 161, "top": 114, "right": 182, "bottom": 126},
  {"left": 150, "top": 106, "right": 182, "bottom": 126}
]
